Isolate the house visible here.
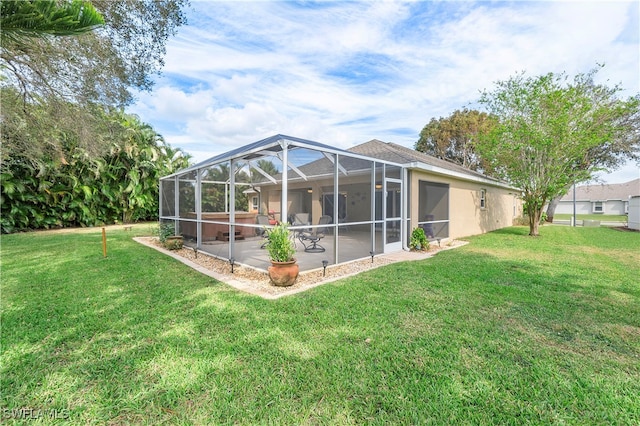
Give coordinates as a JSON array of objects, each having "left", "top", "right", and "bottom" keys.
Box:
[
  {"left": 555, "top": 178, "right": 640, "bottom": 215},
  {"left": 629, "top": 196, "right": 640, "bottom": 230},
  {"left": 159, "top": 134, "right": 522, "bottom": 272}
]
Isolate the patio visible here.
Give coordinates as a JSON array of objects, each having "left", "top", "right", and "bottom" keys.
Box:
[
  {"left": 160, "top": 135, "right": 409, "bottom": 273},
  {"left": 183, "top": 227, "right": 384, "bottom": 272}
]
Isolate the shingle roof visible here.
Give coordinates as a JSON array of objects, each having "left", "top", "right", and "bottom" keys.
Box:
[
  {"left": 559, "top": 178, "right": 640, "bottom": 201},
  {"left": 348, "top": 139, "right": 504, "bottom": 185}
]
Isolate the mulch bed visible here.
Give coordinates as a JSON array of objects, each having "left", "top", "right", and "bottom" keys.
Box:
[{"left": 137, "top": 237, "right": 466, "bottom": 298}]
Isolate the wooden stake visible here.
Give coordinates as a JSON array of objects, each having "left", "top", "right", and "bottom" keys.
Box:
[{"left": 102, "top": 227, "right": 107, "bottom": 258}]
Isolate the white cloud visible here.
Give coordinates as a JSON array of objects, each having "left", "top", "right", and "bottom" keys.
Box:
[{"left": 128, "top": 0, "right": 639, "bottom": 184}]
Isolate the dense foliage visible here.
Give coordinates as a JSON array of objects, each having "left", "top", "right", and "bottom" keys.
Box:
[
  {"left": 1, "top": 109, "right": 190, "bottom": 233},
  {"left": 0, "top": 1, "right": 190, "bottom": 233}
]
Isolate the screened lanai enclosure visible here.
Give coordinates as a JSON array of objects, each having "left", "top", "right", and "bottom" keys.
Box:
[{"left": 159, "top": 135, "right": 409, "bottom": 272}]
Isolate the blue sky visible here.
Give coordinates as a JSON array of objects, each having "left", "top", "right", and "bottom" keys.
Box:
[{"left": 129, "top": 0, "right": 640, "bottom": 184}]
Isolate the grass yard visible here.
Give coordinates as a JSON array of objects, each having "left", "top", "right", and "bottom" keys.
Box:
[{"left": 1, "top": 225, "right": 639, "bottom": 424}]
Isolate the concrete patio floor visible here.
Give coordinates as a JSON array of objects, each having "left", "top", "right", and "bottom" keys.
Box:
[{"left": 185, "top": 230, "right": 385, "bottom": 273}]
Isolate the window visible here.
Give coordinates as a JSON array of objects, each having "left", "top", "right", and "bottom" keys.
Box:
[
  {"left": 624, "top": 201, "right": 629, "bottom": 214},
  {"left": 251, "top": 196, "right": 259, "bottom": 212},
  {"left": 593, "top": 201, "right": 603, "bottom": 213},
  {"left": 480, "top": 189, "right": 486, "bottom": 209}
]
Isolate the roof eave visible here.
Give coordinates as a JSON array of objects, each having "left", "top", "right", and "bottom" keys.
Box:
[{"left": 407, "top": 161, "right": 519, "bottom": 191}]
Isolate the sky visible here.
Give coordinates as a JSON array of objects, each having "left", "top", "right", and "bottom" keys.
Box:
[{"left": 129, "top": 0, "right": 640, "bottom": 184}]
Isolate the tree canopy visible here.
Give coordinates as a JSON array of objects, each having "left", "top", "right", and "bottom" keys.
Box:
[
  {"left": 1, "top": 0, "right": 188, "bottom": 166},
  {"left": 477, "top": 67, "right": 640, "bottom": 236},
  {"left": 415, "top": 109, "right": 496, "bottom": 172},
  {"left": 1, "top": 0, "right": 188, "bottom": 107}
]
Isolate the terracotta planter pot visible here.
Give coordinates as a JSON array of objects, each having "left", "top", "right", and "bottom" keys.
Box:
[{"left": 268, "top": 259, "right": 299, "bottom": 287}]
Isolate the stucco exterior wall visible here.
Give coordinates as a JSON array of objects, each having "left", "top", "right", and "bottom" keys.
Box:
[
  {"left": 409, "top": 171, "right": 522, "bottom": 240},
  {"left": 604, "top": 200, "right": 626, "bottom": 215},
  {"left": 628, "top": 196, "right": 640, "bottom": 230},
  {"left": 555, "top": 201, "right": 592, "bottom": 215},
  {"left": 556, "top": 200, "right": 627, "bottom": 215}
]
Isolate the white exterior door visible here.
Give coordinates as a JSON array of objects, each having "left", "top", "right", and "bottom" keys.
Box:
[{"left": 384, "top": 179, "right": 402, "bottom": 252}]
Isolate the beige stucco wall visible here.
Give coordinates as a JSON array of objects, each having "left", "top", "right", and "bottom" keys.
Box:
[
  {"left": 255, "top": 169, "right": 522, "bottom": 240},
  {"left": 409, "top": 170, "right": 522, "bottom": 240}
]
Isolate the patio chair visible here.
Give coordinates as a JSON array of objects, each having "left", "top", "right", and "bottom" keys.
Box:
[
  {"left": 337, "top": 213, "right": 349, "bottom": 232},
  {"left": 298, "top": 215, "right": 331, "bottom": 253},
  {"left": 316, "top": 215, "right": 332, "bottom": 234},
  {"left": 256, "top": 214, "right": 270, "bottom": 248},
  {"left": 290, "top": 212, "right": 311, "bottom": 242},
  {"left": 291, "top": 213, "right": 310, "bottom": 228}
]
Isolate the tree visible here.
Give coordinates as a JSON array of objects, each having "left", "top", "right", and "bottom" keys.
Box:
[
  {"left": 416, "top": 109, "right": 496, "bottom": 172},
  {"left": 2, "top": 0, "right": 187, "bottom": 106},
  {"left": 251, "top": 159, "right": 279, "bottom": 183},
  {"left": 477, "top": 68, "right": 640, "bottom": 236},
  {"left": 544, "top": 68, "right": 640, "bottom": 222},
  {"left": 1, "top": 0, "right": 104, "bottom": 41},
  {"left": 1, "top": 0, "right": 188, "bottom": 164}
]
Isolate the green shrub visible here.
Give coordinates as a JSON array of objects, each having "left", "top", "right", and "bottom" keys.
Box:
[
  {"left": 265, "top": 223, "right": 296, "bottom": 262},
  {"left": 158, "top": 222, "right": 175, "bottom": 243},
  {"left": 410, "top": 227, "right": 429, "bottom": 251},
  {"left": 164, "top": 236, "right": 183, "bottom": 250}
]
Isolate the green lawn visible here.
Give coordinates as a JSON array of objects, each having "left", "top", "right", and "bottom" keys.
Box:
[{"left": 2, "top": 225, "right": 639, "bottom": 424}]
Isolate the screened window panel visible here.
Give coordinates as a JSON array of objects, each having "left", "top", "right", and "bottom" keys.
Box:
[
  {"left": 178, "top": 171, "right": 197, "bottom": 218},
  {"left": 160, "top": 179, "right": 176, "bottom": 217},
  {"left": 201, "top": 163, "right": 230, "bottom": 215},
  {"left": 337, "top": 156, "right": 373, "bottom": 223},
  {"left": 337, "top": 224, "right": 373, "bottom": 264},
  {"left": 418, "top": 181, "right": 449, "bottom": 239}
]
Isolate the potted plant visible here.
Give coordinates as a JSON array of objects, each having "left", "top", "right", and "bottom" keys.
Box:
[
  {"left": 159, "top": 222, "right": 183, "bottom": 250},
  {"left": 265, "top": 222, "right": 298, "bottom": 286}
]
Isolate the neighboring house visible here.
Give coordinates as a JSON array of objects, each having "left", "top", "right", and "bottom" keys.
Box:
[
  {"left": 160, "top": 134, "right": 522, "bottom": 272},
  {"left": 555, "top": 178, "right": 640, "bottom": 215},
  {"left": 629, "top": 196, "right": 640, "bottom": 230}
]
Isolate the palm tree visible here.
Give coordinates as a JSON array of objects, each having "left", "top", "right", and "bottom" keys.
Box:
[{"left": 1, "top": 0, "right": 104, "bottom": 45}]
